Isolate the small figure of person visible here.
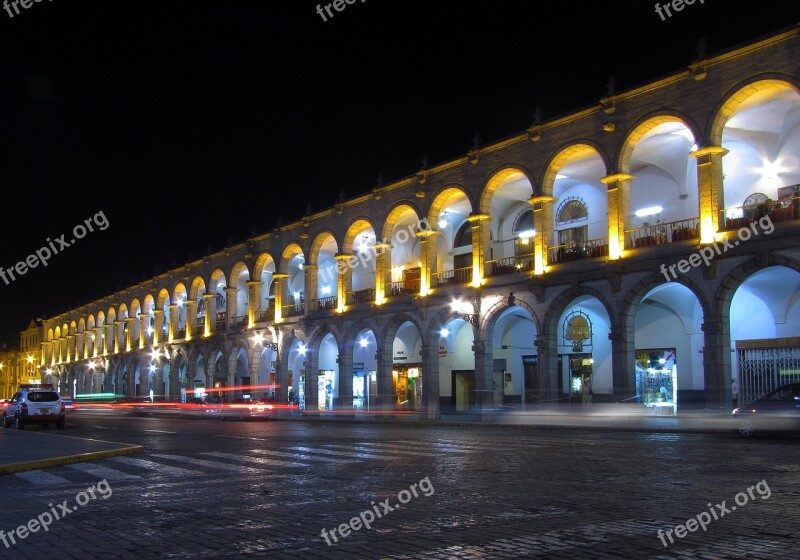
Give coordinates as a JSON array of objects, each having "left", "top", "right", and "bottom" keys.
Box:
[{"left": 732, "top": 378, "right": 740, "bottom": 409}]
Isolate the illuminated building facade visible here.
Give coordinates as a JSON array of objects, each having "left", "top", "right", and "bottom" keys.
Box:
[{"left": 32, "top": 28, "right": 800, "bottom": 417}]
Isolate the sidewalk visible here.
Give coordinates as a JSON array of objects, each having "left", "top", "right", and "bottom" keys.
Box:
[{"left": 0, "top": 428, "right": 144, "bottom": 475}]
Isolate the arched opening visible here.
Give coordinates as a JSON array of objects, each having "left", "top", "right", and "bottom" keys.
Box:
[
  {"left": 429, "top": 187, "right": 474, "bottom": 286},
  {"left": 392, "top": 321, "right": 423, "bottom": 411},
  {"left": 482, "top": 169, "right": 536, "bottom": 276},
  {"left": 352, "top": 329, "right": 377, "bottom": 410},
  {"left": 491, "top": 305, "right": 538, "bottom": 405},
  {"left": 318, "top": 333, "right": 339, "bottom": 411}
]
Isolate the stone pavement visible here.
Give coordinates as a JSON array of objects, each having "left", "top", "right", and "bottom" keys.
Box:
[{"left": 0, "top": 428, "right": 143, "bottom": 475}]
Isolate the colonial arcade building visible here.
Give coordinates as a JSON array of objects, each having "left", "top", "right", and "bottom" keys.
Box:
[{"left": 34, "top": 28, "right": 800, "bottom": 418}]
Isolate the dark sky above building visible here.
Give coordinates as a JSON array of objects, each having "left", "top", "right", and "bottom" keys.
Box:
[{"left": 0, "top": 0, "right": 796, "bottom": 346}]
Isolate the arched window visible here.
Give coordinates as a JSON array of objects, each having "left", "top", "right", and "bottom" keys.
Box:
[
  {"left": 556, "top": 197, "right": 588, "bottom": 225},
  {"left": 454, "top": 221, "right": 472, "bottom": 248}
]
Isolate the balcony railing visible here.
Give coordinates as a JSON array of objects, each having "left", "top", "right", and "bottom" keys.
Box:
[
  {"left": 722, "top": 195, "right": 799, "bottom": 230},
  {"left": 317, "top": 295, "right": 338, "bottom": 311},
  {"left": 348, "top": 288, "right": 375, "bottom": 305},
  {"left": 388, "top": 280, "right": 419, "bottom": 296},
  {"left": 549, "top": 237, "right": 609, "bottom": 264},
  {"left": 196, "top": 316, "right": 205, "bottom": 327},
  {"left": 256, "top": 308, "right": 275, "bottom": 323},
  {"left": 626, "top": 218, "right": 699, "bottom": 248},
  {"left": 215, "top": 312, "right": 226, "bottom": 330},
  {"left": 282, "top": 303, "right": 304, "bottom": 317},
  {"left": 431, "top": 266, "right": 471, "bottom": 287},
  {"left": 485, "top": 253, "right": 535, "bottom": 277},
  {"left": 230, "top": 315, "right": 248, "bottom": 331}
]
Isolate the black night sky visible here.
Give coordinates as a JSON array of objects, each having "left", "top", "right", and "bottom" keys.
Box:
[{"left": 0, "top": 0, "right": 796, "bottom": 346}]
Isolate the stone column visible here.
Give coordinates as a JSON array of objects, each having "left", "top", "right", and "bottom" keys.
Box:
[
  {"left": 65, "top": 336, "right": 74, "bottom": 363},
  {"left": 93, "top": 327, "right": 103, "bottom": 357},
  {"left": 466, "top": 213, "right": 492, "bottom": 286},
  {"left": 185, "top": 300, "right": 197, "bottom": 340},
  {"left": 138, "top": 313, "right": 149, "bottom": 349},
  {"left": 203, "top": 294, "right": 216, "bottom": 336},
  {"left": 374, "top": 243, "right": 392, "bottom": 304},
  {"left": 304, "top": 350, "right": 320, "bottom": 412},
  {"left": 334, "top": 254, "right": 351, "bottom": 313},
  {"left": 168, "top": 305, "right": 179, "bottom": 343},
  {"left": 126, "top": 359, "right": 135, "bottom": 397},
  {"left": 114, "top": 321, "right": 124, "bottom": 354},
  {"left": 336, "top": 345, "right": 353, "bottom": 410},
  {"left": 416, "top": 230, "right": 437, "bottom": 295},
  {"left": 601, "top": 173, "right": 634, "bottom": 259},
  {"left": 375, "top": 345, "right": 394, "bottom": 411},
  {"left": 609, "top": 324, "right": 636, "bottom": 401},
  {"left": 420, "top": 336, "right": 441, "bottom": 420},
  {"left": 153, "top": 310, "right": 164, "bottom": 346},
  {"left": 535, "top": 332, "right": 558, "bottom": 406},
  {"left": 225, "top": 287, "right": 238, "bottom": 332},
  {"left": 75, "top": 334, "right": 84, "bottom": 361},
  {"left": 105, "top": 324, "right": 114, "bottom": 355},
  {"left": 702, "top": 315, "right": 732, "bottom": 409},
  {"left": 247, "top": 281, "right": 263, "bottom": 327},
  {"left": 303, "top": 264, "right": 318, "bottom": 317},
  {"left": 692, "top": 146, "right": 729, "bottom": 244},
  {"left": 272, "top": 274, "right": 289, "bottom": 323},
  {"left": 473, "top": 334, "right": 494, "bottom": 412},
  {"left": 529, "top": 195, "right": 557, "bottom": 275},
  {"left": 125, "top": 317, "right": 136, "bottom": 352}
]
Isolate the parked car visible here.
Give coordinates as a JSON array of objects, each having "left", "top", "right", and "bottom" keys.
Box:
[
  {"left": 731, "top": 382, "right": 800, "bottom": 437},
  {"left": 3, "top": 385, "right": 65, "bottom": 430},
  {"left": 62, "top": 398, "right": 79, "bottom": 410}
]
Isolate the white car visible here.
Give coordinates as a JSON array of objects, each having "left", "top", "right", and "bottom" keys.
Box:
[{"left": 3, "top": 385, "right": 66, "bottom": 430}]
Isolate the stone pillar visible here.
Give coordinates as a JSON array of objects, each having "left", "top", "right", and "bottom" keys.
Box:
[
  {"left": 168, "top": 305, "right": 179, "bottom": 343},
  {"left": 692, "top": 146, "right": 729, "bottom": 244},
  {"left": 153, "top": 310, "right": 164, "bottom": 346},
  {"left": 336, "top": 345, "right": 353, "bottom": 410},
  {"left": 114, "top": 321, "right": 124, "bottom": 353},
  {"left": 105, "top": 324, "right": 114, "bottom": 355},
  {"left": 304, "top": 350, "right": 320, "bottom": 412},
  {"left": 272, "top": 274, "right": 289, "bottom": 323},
  {"left": 274, "top": 347, "right": 289, "bottom": 404},
  {"left": 529, "top": 195, "right": 557, "bottom": 275},
  {"left": 186, "top": 300, "right": 198, "bottom": 340},
  {"left": 93, "top": 327, "right": 103, "bottom": 357},
  {"left": 225, "top": 287, "right": 238, "bottom": 332},
  {"left": 601, "top": 173, "right": 634, "bottom": 259},
  {"left": 126, "top": 360, "right": 135, "bottom": 397},
  {"left": 335, "top": 254, "right": 351, "bottom": 313},
  {"left": 65, "top": 336, "right": 73, "bottom": 363},
  {"left": 304, "top": 264, "right": 318, "bottom": 317},
  {"left": 466, "top": 213, "right": 492, "bottom": 286},
  {"left": 473, "top": 335, "right": 494, "bottom": 411},
  {"left": 247, "top": 281, "right": 262, "bottom": 327},
  {"left": 375, "top": 346, "right": 394, "bottom": 411},
  {"left": 75, "top": 334, "right": 84, "bottom": 361},
  {"left": 374, "top": 243, "right": 392, "bottom": 304},
  {"left": 702, "top": 315, "right": 732, "bottom": 409},
  {"left": 138, "top": 314, "right": 149, "bottom": 349},
  {"left": 535, "top": 332, "right": 559, "bottom": 406},
  {"left": 609, "top": 324, "right": 636, "bottom": 401},
  {"left": 203, "top": 294, "right": 216, "bottom": 336},
  {"left": 420, "top": 336, "right": 441, "bottom": 420},
  {"left": 416, "top": 230, "right": 437, "bottom": 295},
  {"left": 125, "top": 317, "right": 136, "bottom": 352}
]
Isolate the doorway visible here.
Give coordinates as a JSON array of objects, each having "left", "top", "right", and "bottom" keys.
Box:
[{"left": 452, "top": 370, "right": 474, "bottom": 411}]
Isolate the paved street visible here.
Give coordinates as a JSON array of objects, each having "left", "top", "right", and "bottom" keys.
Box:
[{"left": 0, "top": 411, "right": 797, "bottom": 559}]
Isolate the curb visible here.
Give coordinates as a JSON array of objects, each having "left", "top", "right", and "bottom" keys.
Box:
[{"left": 0, "top": 445, "right": 144, "bottom": 476}]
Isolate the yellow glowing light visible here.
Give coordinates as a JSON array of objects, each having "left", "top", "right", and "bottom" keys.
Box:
[
  {"left": 253, "top": 333, "right": 265, "bottom": 345},
  {"left": 27, "top": 355, "right": 34, "bottom": 363}
]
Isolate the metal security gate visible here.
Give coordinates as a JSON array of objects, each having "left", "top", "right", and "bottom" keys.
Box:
[{"left": 736, "top": 340, "right": 800, "bottom": 405}]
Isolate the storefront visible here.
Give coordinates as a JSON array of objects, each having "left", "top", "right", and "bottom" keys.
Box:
[
  {"left": 352, "top": 363, "right": 376, "bottom": 410},
  {"left": 635, "top": 349, "right": 677, "bottom": 414},
  {"left": 392, "top": 364, "right": 422, "bottom": 411},
  {"left": 318, "top": 370, "right": 335, "bottom": 411}
]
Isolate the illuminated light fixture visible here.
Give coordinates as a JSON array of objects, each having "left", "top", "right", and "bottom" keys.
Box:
[
  {"left": 438, "top": 212, "right": 448, "bottom": 229},
  {"left": 759, "top": 159, "right": 784, "bottom": 185},
  {"left": 91, "top": 334, "right": 96, "bottom": 341},
  {"left": 27, "top": 355, "right": 34, "bottom": 363},
  {"left": 147, "top": 327, "right": 154, "bottom": 335},
  {"left": 253, "top": 333, "right": 265, "bottom": 345},
  {"left": 45, "top": 368, "right": 52, "bottom": 375},
  {"left": 440, "top": 328, "right": 450, "bottom": 337},
  {"left": 149, "top": 365, "right": 156, "bottom": 373},
  {"left": 88, "top": 361, "right": 96, "bottom": 370},
  {"left": 321, "top": 285, "right": 331, "bottom": 295},
  {"left": 517, "top": 229, "right": 536, "bottom": 239},
  {"left": 555, "top": 173, "right": 567, "bottom": 180},
  {"left": 298, "top": 263, "right": 304, "bottom": 270},
  {"left": 659, "top": 358, "right": 666, "bottom": 364},
  {"left": 298, "top": 344, "right": 306, "bottom": 355},
  {"left": 418, "top": 261, "right": 422, "bottom": 267},
  {"left": 635, "top": 206, "right": 663, "bottom": 218},
  {"left": 150, "top": 349, "right": 161, "bottom": 360},
  {"left": 293, "top": 291, "right": 301, "bottom": 300},
  {"left": 359, "top": 338, "right": 369, "bottom": 348},
  {"left": 690, "top": 143, "right": 698, "bottom": 152}
]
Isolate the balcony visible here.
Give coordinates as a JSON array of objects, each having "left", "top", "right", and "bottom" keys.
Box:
[
  {"left": 256, "top": 308, "right": 275, "bottom": 323},
  {"left": 626, "top": 218, "right": 699, "bottom": 248},
  {"left": 317, "top": 295, "right": 337, "bottom": 311},
  {"left": 549, "top": 237, "right": 609, "bottom": 264},
  {"left": 348, "top": 288, "right": 375, "bottom": 305},
  {"left": 431, "top": 266, "right": 471, "bottom": 287},
  {"left": 388, "top": 279, "right": 418, "bottom": 296},
  {"left": 485, "top": 253, "right": 534, "bottom": 277},
  {"left": 230, "top": 315, "right": 248, "bottom": 331},
  {"left": 215, "top": 312, "right": 226, "bottom": 331},
  {"left": 722, "top": 195, "right": 799, "bottom": 230},
  {"left": 282, "top": 303, "right": 304, "bottom": 317}
]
